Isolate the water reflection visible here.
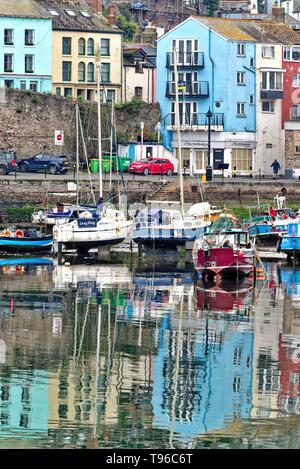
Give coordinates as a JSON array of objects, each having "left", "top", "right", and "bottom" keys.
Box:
[{"left": 1, "top": 256, "right": 300, "bottom": 447}]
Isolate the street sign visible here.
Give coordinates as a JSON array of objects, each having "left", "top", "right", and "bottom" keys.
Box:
[{"left": 54, "top": 130, "right": 64, "bottom": 146}]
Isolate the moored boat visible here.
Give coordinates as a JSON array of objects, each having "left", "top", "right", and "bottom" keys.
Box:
[
  {"left": 0, "top": 228, "right": 53, "bottom": 254},
  {"left": 193, "top": 229, "right": 255, "bottom": 281},
  {"left": 277, "top": 221, "right": 300, "bottom": 261}
]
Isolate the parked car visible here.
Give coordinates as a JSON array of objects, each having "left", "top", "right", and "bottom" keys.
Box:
[
  {"left": 0, "top": 150, "right": 17, "bottom": 175},
  {"left": 18, "top": 153, "right": 70, "bottom": 174},
  {"left": 293, "top": 168, "right": 300, "bottom": 180},
  {"left": 128, "top": 158, "right": 174, "bottom": 176}
]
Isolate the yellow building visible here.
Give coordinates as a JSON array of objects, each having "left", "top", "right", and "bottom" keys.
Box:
[{"left": 39, "top": 1, "right": 122, "bottom": 102}]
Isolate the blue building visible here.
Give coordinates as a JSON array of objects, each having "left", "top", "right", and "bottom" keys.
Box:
[
  {"left": 157, "top": 17, "right": 257, "bottom": 176},
  {"left": 0, "top": 0, "right": 52, "bottom": 93}
]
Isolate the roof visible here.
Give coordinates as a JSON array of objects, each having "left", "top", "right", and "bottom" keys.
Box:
[
  {"left": 191, "top": 16, "right": 300, "bottom": 44},
  {"left": 123, "top": 42, "right": 157, "bottom": 57},
  {"left": 0, "top": 0, "right": 51, "bottom": 19},
  {"left": 35, "top": 0, "right": 121, "bottom": 32}
]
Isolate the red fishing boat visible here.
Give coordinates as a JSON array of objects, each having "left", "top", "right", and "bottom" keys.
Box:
[{"left": 193, "top": 229, "right": 255, "bottom": 281}]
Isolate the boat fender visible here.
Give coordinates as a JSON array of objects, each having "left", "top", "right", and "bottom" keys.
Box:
[
  {"left": 116, "top": 226, "right": 121, "bottom": 233},
  {"left": 15, "top": 230, "right": 24, "bottom": 238},
  {"left": 3, "top": 229, "right": 12, "bottom": 237},
  {"left": 64, "top": 262, "right": 71, "bottom": 267}
]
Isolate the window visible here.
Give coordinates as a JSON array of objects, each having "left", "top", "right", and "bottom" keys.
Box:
[
  {"left": 80, "top": 11, "right": 91, "bottom": 18},
  {"left": 65, "top": 9, "right": 76, "bottom": 16},
  {"left": 4, "top": 54, "right": 13, "bottom": 72},
  {"left": 101, "top": 63, "right": 110, "bottom": 82},
  {"left": 77, "top": 89, "right": 85, "bottom": 98},
  {"left": 49, "top": 9, "right": 59, "bottom": 16},
  {"left": 25, "top": 29, "right": 34, "bottom": 46},
  {"left": 262, "top": 100, "right": 274, "bottom": 112},
  {"left": 4, "top": 29, "right": 14, "bottom": 46},
  {"left": 231, "top": 148, "right": 252, "bottom": 171},
  {"left": 78, "top": 62, "right": 85, "bottom": 82},
  {"left": 101, "top": 38, "right": 110, "bottom": 56},
  {"left": 237, "top": 43, "right": 245, "bottom": 57},
  {"left": 78, "top": 38, "right": 85, "bottom": 55},
  {"left": 262, "top": 71, "right": 283, "bottom": 90},
  {"left": 293, "top": 74, "right": 300, "bottom": 87},
  {"left": 250, "top": 57, "right": 254, "bottom": 67},
  {"left": 87, "top": 62, "right": 94, "bottom": 82},
  {"left": 62, "top": 37, "right": 72, "bottom": 55},
  {"left": 249, "top": 94, "right": 254, "bottom": 105},
  {"left": 266, "top": 143, "right": 272, "bottom": 148},
  {"left": 30, "top": 81, "right": 37, "bottom": 92},
  {"left": 284, "top": 46, "right": 300, "bottom": 61},
  {"left": 62, "top": 61, "right": 72, "bottom": 81},
  {"left": 295, "top": 145, "right": 300, "bottom": 153},
  {"left": 292, "top": 104, "right": 300, "bottom": 119},
  {"left": 20, "top": 80, "right": 26, "bottom": 90},
  {"left": 25, "top": 54, "right": 34, "bottom": 73},
  {"left": 195, "top": 150, "right": 208, "bottom": 171},
  {"left": 56, "top": 87, "right": 61, "bottom": 96},
  {"left": 86, "top": 89, "right": 93, "bottom": 101},
  {"left": 135, "top": 59, "right": 143, "bottom": 73},
  {"left": 4, "top": 80, "right": 14, "bottom": 89},
  {"left": 237, "top": 71, "right": 245, "bottom": 85},
  {"left": 64, "top": 87, "right": 72, "bottom": 98},
  {"left": 107, "top": 90, "right": 115, "bottom": 103},
  {"left": 135, "top": 86, "right": 143, "bottom": 98},
  {"left": 237, "top": 102, "right": 245, "bottom": 116},
  {"left": 87, "top": 38, "right": 94, "bottom": 56},
  {"left": 262, "top": 46, "right": 275, "bottom": 58}
]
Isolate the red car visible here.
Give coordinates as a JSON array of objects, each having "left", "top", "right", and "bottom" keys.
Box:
[{"left": 128, "top": 158, "right": 174, "bottom": 176}]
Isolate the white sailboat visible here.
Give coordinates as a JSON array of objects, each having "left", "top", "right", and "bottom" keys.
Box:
[
  {"left": 53, "top": 54, "right": 133, "bottom": 253},
  {"left": 132, "top": 46, "right": 214, "bottom": 248}
]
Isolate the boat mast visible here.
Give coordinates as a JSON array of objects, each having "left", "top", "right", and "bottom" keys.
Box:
[
  {"left": 75, "top": 103, "right": 80, "bottom": 206},
  {"left": 173, "top": 46, "right": 184, "bottom": 217},
  {"left": 96, "top": 51, "right": 103, "bottom": 200},
  {"left": 109, "top": 92, "right": 114, "bottom": 194}
]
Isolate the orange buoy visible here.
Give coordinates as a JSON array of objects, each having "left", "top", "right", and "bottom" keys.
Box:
[
  {"left": 3, "top": 229, "right": 12, "bottom": 237},
  {"left": 15, "top": 230, "right": 24, "bottom": 238}
]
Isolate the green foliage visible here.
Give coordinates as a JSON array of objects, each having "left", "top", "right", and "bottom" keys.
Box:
[
  {"left": 117, "top": 15, "right": 137, "bottom": 41},
  {"left": 31, "top": 95, "right": 39, "bottom": 104},
  {"left": 16, "top": 107, "right": 23, "bottom": 114},
  {"left": 203, "top": 0, "right": 219, "bottom": 16},
  {"left": 25, "top": 89, "right": 32, "bottom": 96},
  {"left": 115, "top": 97, "right": 143, "bottom": 115},
  {"left": 5, "top": 205, "right": 35, "bottom": 222}
]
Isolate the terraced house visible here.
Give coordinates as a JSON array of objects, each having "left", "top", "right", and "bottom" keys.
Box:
[
  {"left": 157, "top": 16, "right": 300, "bottom": 176},
  {"left": 0, "top": 0, "right": 52, "bottom": 93},
  {"left": 38, "top": 0, "right": 122, "bottom": 102}
]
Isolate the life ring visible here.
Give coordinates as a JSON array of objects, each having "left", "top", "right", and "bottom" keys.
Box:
[
  {"left": 15, "top": 230, "right": 24, "bottom": 238},
  {"left": 3, "top": 229, "right": 12, "bottom": 237}
]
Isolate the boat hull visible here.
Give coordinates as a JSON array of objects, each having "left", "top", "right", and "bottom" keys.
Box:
[
  {"left": 0, "top": 236, "right": 53, "bottom": 254},
  {"left": 133, "top": 226, "right": 207, "bottom": 248},
  {"left": 194, "top": 246, "right": 254, "bottom": 280}
]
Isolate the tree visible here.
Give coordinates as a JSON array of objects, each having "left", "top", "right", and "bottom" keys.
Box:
[{"left": 117, "top": 15, "right": 137, "bottom": 42}]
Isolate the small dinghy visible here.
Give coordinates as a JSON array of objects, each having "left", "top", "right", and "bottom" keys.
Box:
[{"left": 0, "top": 228, "right": 53, "bottom": 254}]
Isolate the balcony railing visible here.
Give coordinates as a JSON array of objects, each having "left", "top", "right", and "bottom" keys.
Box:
[
  {"left": 260, "top": 82, "right": 284, "bottom": 99},
  {"left": 166, "top": 81, "right": 209, "bottom": 97},
  {"left": 166, "top": 52, "right": 204, "bottom": 68},
  {"left": 165, "top": 112, "right": 224, "bottom": 131}
]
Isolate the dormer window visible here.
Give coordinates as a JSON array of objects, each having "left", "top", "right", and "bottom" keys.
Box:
[{"left": 65, "top": 9, "right": 76, "bottom": 17}]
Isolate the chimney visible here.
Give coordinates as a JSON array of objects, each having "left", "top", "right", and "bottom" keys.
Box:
[
  {"left": 272, "top": 6, "right": 285, "bottom": 22},
  {"left": 107, "top": 5, "right": 117, "bottom": 25},
  {"left": 90, "top": 0, "right": 102, "bottom": 14}
]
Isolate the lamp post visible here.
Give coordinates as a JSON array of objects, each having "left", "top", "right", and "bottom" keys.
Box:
[
  {"left": 206, "top": 107, "right": 213, "bottom": 182},
  {"left": 156, "top": 121, "right": 161, "bottom": 158},
  {"left": 140, "top": 121, "right": 144, "bottom": 161}
]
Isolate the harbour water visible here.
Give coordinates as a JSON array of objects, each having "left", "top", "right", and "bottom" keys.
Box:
[{"left": 0, "top": 253, "right": 300, "bottom": 449}]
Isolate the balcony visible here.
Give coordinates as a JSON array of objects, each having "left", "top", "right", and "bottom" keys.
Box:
[
  {"left": 166, "top": 81, "right": 209, "bottom": 98},
  {"left": 260, "top": 82, "right": 283, "bottom": 99},
  {"left": 165, "top": 113, "right": 224, "bottom": 131},
  {"left": 166, "top": 52, "right": 204, "bottom": 68}
]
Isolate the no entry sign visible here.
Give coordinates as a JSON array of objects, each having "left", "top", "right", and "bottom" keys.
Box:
[{"left": 55, "top": 130, "right": 64, "bottom": 146}]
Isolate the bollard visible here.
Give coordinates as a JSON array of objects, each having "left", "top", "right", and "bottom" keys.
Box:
[
  {"left": 44, "top": 168, "right": 47, "bottom": 179},
  {"left": 259, "top": 168, "right": 262, "bottom": 181},
  {"left": 73, "top": 163, "right": 76, "bottom": 179},
  {"left": 249, "top": 166, "right": 253, "bottom": 178},
  {"left": 233, "top": 166, "right": 237, "bottom": 179}
]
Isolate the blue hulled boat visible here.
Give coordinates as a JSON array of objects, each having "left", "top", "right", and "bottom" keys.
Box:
[
  {"left": 0, "top": 231, "right": 53, "bottom": 254},
  {"left": 278, "top": 221, "right": 300, "bottom": 260}
]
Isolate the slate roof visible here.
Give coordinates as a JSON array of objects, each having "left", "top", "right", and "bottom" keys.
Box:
[
  {"left": 0, "top": 0, "right": 51, "bottom": 19},
  {"left": 35, "top": 0, "right": 121, "bottom": 32},
  {"left": 192, "top": 16, "right": 300, "bottom": 44},
  {"left": 123, "top": 43, "right": 156, "bottom": 67}
]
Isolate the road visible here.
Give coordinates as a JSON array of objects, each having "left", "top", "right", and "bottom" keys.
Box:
[{"left": 0, "top": 170, "right": 299, "bottom": 184}]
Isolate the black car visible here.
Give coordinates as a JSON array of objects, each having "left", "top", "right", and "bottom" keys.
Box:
[
  {"left": 18, "top": 153, "right": 70, "bottom": 174},
  {"left": 0, "top": 150, "right": 17, "bottom": 175}
]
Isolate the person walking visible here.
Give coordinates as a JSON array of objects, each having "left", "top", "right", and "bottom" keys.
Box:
[{"left": 271, "top": 159, "right": 281, "bottom": 179}]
